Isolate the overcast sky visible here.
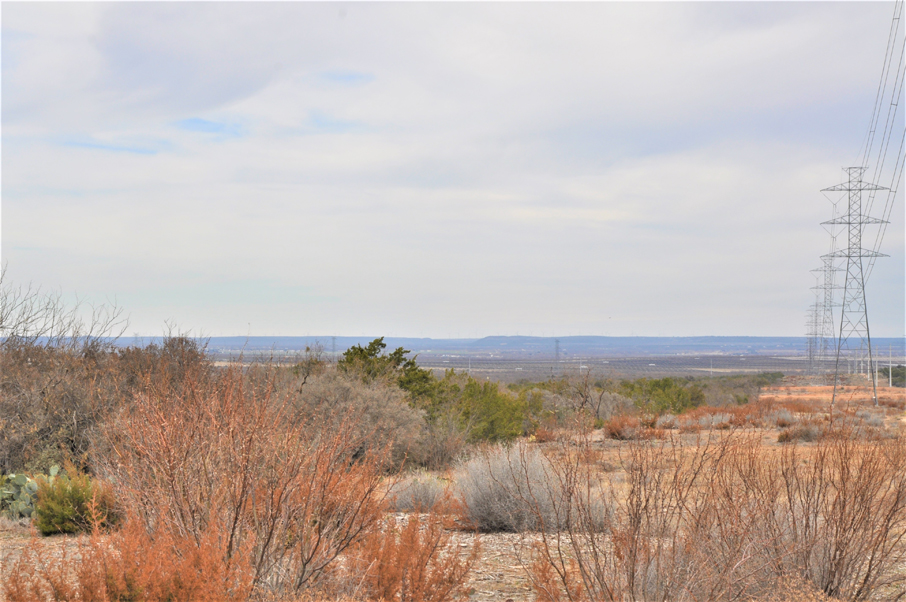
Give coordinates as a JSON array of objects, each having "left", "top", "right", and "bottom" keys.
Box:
[{"left": 2, "top": 2, "right": 903, "bottom": 338}]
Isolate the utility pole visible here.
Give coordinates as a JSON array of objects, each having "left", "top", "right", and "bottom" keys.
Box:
[{"left": 823, "top": 167, "right": 888, "bottom": 406}]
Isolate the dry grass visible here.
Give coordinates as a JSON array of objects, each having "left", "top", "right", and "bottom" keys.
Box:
[
  {"left": 2, "top": 321, "right": 903, "bottom": 602},
  {"left": 455, "top": 442, "right": 566, "bottom": 533},
  {"left": 4, "top": 516, "right": 255, "bottom": 601},
  {"left": 5, "top": 363, "right": 392, "bottom": 600},
  {"left": 523, "top": 428, "right": 906, "bottom": 601},
  {"left": 333, "top": 511, "right": 478, "bottom": 602}
]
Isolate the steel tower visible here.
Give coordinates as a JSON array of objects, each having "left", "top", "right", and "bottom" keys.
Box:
[{"left": 821, "top": 167, "right": 888, "bottom": 405}]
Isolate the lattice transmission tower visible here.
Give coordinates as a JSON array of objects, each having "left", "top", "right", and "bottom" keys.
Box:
[
  {"left": 805, "top": 294, "right": 822, "bottom": 375},
  {"left": 821, "top": 167, "right": 888, "bottom": 405},
  {"left": 808, "top": 255, "right": 841, "bottom": 381}
]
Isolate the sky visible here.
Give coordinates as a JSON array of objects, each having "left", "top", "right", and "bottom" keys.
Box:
[{"left": 2, "top": 2, "right": 904, "bottom": 339}]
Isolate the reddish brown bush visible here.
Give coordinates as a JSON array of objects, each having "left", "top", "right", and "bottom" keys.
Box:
[
  {"left": 524, "top": 430, "right": 906, "bottom": 601},
  {"left": 4, "top": 516, "right": 255, "bottom": 602},
  {"left": 95, "top": 364, "right": 387, "bottom": 595},
  {"left": 534, "top": 425, "right": 559, "bottom": 443},
  {"left": 338, "top": 511, "right": 478, "bottom": 602},
  {"left": 603, "top": 415, "right": 640, "bottom": 440}
]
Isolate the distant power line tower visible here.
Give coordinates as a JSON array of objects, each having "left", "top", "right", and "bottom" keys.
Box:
[
  {"left": 805, "top": 296, "right": 822, "bottom": 375},
  {"left": 809, "top": 255, "right": 841, "bottom": 380},
  {"left": 822, "top": 167, "right": 888, "bottom": 405},
  {"left": 554, "top": 339, "right": 560, "bottom": 363}
]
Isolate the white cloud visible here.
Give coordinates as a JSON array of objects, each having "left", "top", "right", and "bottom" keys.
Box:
[{"left": 2, "top": 2, "right": 903, "bottom": 337}]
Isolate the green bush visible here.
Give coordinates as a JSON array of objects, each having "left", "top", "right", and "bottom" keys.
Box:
[
  {"left": 880, "top": 365, "right": 905, "bottom": 388},
  {"left": 338, "top": 337, "right": 435, "bottom": 398},
  {"left": 34, "top": 469, "right": 117, "bottom": 535},
  {"left": 620, "top": 377, "right": 705, "bottom": 415}
]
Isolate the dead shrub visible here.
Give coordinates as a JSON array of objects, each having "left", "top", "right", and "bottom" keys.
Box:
[
  {"left": 523, "top": 430, "right": 906, "bottom": 601},
  {"left": 4, "top": 515, "right": 255, "bottom": 601},
  {"left": 335, "top": 511, "right": 478, "bottom": 602},
  {"left": 95, "top": 364, "right": 387, "bottom": 596},
  {"left": 603, "top": 415, "right": 640, "bottom": 440},
  {"left": 455, "top": 442, "right": 567, "bottom": 532}
]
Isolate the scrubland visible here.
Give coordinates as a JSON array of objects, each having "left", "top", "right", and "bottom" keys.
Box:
[{"left": 1, "top": 285, "right": 905, "bottom": 601}]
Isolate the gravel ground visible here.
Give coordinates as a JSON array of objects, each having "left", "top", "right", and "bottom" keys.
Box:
[{"left": 0, "top": 517, "right": 535, "bottom": 602}]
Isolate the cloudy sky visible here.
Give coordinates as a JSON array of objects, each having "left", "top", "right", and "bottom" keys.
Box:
[{"left": 2, "top": 2, "right": 903, "bottom": 338}]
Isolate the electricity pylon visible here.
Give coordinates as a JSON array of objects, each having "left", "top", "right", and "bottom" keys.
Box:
[
  {"left": 805, "top": 294, "right": 822, "bottom": 375},
  {"left": 809, "top": 256, "right": 841, "bottom": 381},
  {"left": 821, "top": 167, "right": 888, "bottom": 405}
]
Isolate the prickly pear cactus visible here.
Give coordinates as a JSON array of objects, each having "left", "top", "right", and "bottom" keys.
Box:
[
  {"left": 1, "top": 473, "right": 39, "bottom": 518},
  {"left": 0, "top": 465, "right": 59, "bottom": 519}
]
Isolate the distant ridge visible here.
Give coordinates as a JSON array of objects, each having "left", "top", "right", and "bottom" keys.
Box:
[{"left": 118, "top": 335, "right": 906, "bottom": 358}]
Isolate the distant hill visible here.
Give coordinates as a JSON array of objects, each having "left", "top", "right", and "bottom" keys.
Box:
[{"left": 117, "top": 335, "right": 906, "bottom": 359}]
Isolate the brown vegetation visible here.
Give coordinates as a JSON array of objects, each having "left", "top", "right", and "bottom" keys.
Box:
[
  {"left": 521, "top": 429, "right": 906, "bottom": 601},
  {"left": 2, "top": 280, "right": 905, "bottom": 601},
  {"left": 336, "top": 511, "right": 479, "bottom": 602}
]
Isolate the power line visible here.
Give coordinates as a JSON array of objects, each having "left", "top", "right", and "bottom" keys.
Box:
[
  {"left": 862, "top": 0, "right": 905, "bottom": 281},
  {"left": 858, "top": 0, "right": 904, "bottom": 170}
]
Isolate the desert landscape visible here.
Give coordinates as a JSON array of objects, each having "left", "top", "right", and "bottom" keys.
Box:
[
  {"left": 1, "top": 317, "right": 904, "bottom": 601},
  {"left": 3, "top": 2, "right": 904, "bottom": 601}
]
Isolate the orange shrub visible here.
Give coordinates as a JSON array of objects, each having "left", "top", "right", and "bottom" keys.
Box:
[
  {"left": 534, "top": 426, "right": 560, "bottom": 443},
  {"left": 340, "top": 511, "right": 478, "bottom": 602},
  {"left": 95, "top": 364, "right": 387, "bottom": 595},
  {"left": 4, "top": 516, "right": 254, "bottom": 602},
  {"left": 604, "top": 415, "right": 640, "bottom": 440},
  {"left": 524, "top": 431, "right": 906, "bottom": 601}
]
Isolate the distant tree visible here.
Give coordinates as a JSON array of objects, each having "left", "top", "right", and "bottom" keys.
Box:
[
  {"left": 620, "top": 377, "right": 704, "bottom": 415},
  {"left": 880, "top": 365, "right": 905, "bottom": 388},
  {"left": 338, "top": 337, "right": 435, "bottom": 398},
  {"left": 339, "top": 338, "right": 529, "bottom": 444}
]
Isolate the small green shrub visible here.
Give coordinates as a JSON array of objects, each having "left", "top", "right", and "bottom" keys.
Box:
[{"left": 34, "top": 469, "right": 117, "bottom": 535}]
